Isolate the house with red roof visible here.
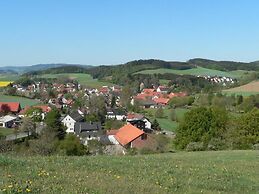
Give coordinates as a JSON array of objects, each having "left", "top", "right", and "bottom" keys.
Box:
[
  {"left": 114, "top": 124, "right": 151, "bottom": 149},
  {"left": 107, "top": 124, "right": 158, "bottom": 150},
  {"left": 0, "top": 102, "right": 21, "bottom": 114}
]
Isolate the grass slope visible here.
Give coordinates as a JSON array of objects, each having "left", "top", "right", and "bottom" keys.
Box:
[
  {"left": 145, "top": 108, "right": 189, "bottom": 132},
  {"left": 40, "top": 73, "right": 113, "bottom": 88},
  {"left": 1, "top": 151, "right": 258, "bottom": 193},
  {"left": 0, "top": 94, "right": 39, "bottom": 108},
  {"left": 136, "top": 67, "right": 253, "bottom": 79},
  {"left": 223, "top": 81, "right": 259, "bottom": 96},
  {"left": 0, "top": 128, "right": 14, "bottom": 136}
]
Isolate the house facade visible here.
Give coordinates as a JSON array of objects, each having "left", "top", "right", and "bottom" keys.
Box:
[{"left": 61, "top": 111, "right": 84, "bottom": 133}]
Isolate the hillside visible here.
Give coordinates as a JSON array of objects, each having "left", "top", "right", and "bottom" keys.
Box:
[
  {"left": 1, "top": 151, "right": 258, "bottom": 193},
  {"left": 135, "top": 67, "right": 253, "bottom": 79},
  {"left": 223, "top": 81, "right": 259, "bottom": 96},
  {"left": 188, "top": 58, "right": 259, "bottom": 71}
]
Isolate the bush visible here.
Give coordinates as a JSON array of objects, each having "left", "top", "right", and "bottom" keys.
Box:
[
  {"left": 207, "top": 138, "right": 226, "bottom": 151},
  {"left": 59, "top": 134, "right": 87, "bottom": 156},
  {"left": 186, "top": 142, "right": 204, "bottom": 152},
  {"left": 87, "top": 140, "right": 102, "bottom": 155},
  {"left": 155, "top": 107, "right": 164, "bottom": 118},
  {"left": 127, "top": 148, "right": 137, "bottom": 155},
  {"left": 252, "top": 144, "right": 259, "bottom": 150},
  {"left": 30, "top": 131, "right": 58, "bottom": 155}
]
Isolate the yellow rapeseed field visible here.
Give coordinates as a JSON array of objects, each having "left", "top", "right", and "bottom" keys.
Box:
[{"left": 0, "top": 81, "right": 12, "bottom": 87}]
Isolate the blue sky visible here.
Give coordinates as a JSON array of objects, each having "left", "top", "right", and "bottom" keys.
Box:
[{"left": 0, "top": 0, "right": 259, "bottom": 66}]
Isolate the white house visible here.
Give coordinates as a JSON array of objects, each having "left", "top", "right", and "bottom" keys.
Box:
[
  {"left": 61, "top": 111, "right": 84, "bottom": 133},
  {"left": 0, "top": 115, "right": 18, "bottom": 128}
]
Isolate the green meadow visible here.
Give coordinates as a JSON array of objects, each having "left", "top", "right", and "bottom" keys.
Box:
[
  {"left": 144, "top": 108, "right": 189, "bottom": 132},
  {"left": 0, "top": 94, "right": 39, "bottom": 108},
  {"left": 136, "top": 67, "right": 253, "bottom": 79},
  {"left": 1, "top": 150, "right": 258, "bottom": 193}
]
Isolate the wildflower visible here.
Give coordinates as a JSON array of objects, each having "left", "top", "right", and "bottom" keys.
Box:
[
  {"left": 8, "top": 185, "right": 13, "bottom": 188},
  {"left": 26, "top": 188, "right": 31, "bottom": 192},
  {"left": 116, "top": 176, "right": 120, "bottom": 179}
]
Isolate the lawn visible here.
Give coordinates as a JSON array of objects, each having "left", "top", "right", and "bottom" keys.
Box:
[
  {"left": 136, "top": 67, "right": 253, "bottom": 79},
  {"left": 40, "top": 73, "right": 113, "bottom": 88},
  {"left": 144, "top": 108, "right": 189, "bottom": 132},
  {"left": 0, "top": 150, "right": 258, "bottom": 193},
  {"left": 0, "top": 94, "right": 40, "bottom": 108},
  {"left": 0, "top": 128, "right": 14, "bottom": 136}
]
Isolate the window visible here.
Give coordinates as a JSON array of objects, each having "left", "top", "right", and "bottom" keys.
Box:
[{"left": 141, "top": 134, "right": 147, "bottom": 140}]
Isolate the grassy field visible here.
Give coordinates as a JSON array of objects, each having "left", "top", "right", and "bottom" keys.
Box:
[
  {"left": 40, "top": 73, "right": 113, "bottom": 88},
  {"left": 0, "top": 94, "right": 40, "bottom": 108},
  {"left": 0, "top": 74, "right": 19, "bottom": 82},
  {"left": 0, "top": 150, "right": 258, "bottom": 193},
  {"left": 223, "top": 81, "right": 259, "bottom": 96},
  {"left": 0, "top": 128, "right": 14, "bottom": 136},
  {"left": 136, "top": 67, "right": 253, "bottom": 79},
  {"left": 144, "top": 108, "right": 189, "bottom": 132}
]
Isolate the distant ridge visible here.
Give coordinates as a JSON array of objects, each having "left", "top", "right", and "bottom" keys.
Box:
[
  {"left": 2, "top": 58, "right": 259, "bottom": 76},
  {"left": 0, "top": 63, "right": 92, "bottom": 74}
]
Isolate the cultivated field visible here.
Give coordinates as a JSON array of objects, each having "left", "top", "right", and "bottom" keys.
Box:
[
  {"left": 0, "top": 94, "right": 40, "bottom": 108},
  {"left": 136, "top": 67, "right": 253, "bottom": 79},
  {"left": 40, "top": 73, "right": 113, "bottom": 88},
  {"left": 223, "top": 81, "right": 259, "bottom": 96},
  {"left": 0, "top": 82, "right": 12, "bottom": 87},
  {"left": 0, "top": 151, "right": 258, "bottom": 193}
]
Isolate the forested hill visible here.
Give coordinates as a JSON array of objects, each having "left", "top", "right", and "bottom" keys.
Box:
[
  {"left": 188, "top": 58, "right": 259, "bottom": 71},
  {"left": 23, "top": 58, "right": 259, "bottom": 79},
  {"left": 24, "top": 65, "right": 90, "bottom": 76},
  {"left": 87, "top": 59, "right": 193, "bottom": 79}
]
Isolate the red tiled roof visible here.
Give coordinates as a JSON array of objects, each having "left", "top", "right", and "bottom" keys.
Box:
[
  {"left": 142, "top": 89, "right": 155, "bottom": 93},
  {"left": 0, "top": 102, "right": 21, "bottom": 112},
  {"left": 20, "top": 105, "right": 51, "bottom": 114},
  {"left": 115, "top": 124, "right": 144, "bottom": 146},
  {"left": 153, "top": 98, "right": 169, "bottom": 105},
  {"left": 34, "top": 105, "right": 52, "bottom": 113}
]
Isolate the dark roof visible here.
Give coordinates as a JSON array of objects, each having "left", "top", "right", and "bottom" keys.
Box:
[
  {"left": 74, "top": 122, "right": 103, "bottom": 138},
  {"left": 69, "top": 111, "right": 84, "bottom": 122},
  {"left": 75, "top": 122, "right": 102, "bottom": 132}
]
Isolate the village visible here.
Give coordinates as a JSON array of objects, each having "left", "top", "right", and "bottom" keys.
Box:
[{"left": 0, "top": 80, "right": 187, "bottom": 154}]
